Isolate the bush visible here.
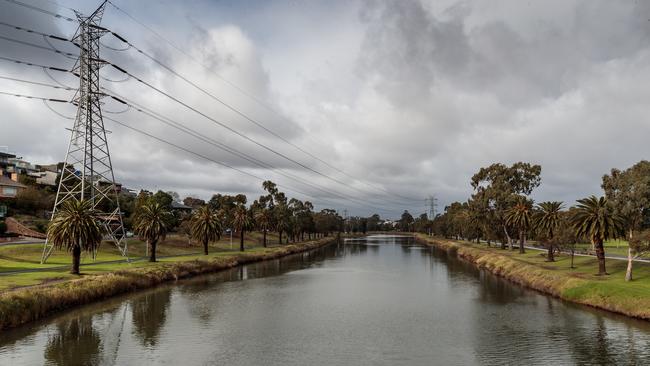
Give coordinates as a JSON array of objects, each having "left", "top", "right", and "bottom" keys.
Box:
[{"left": 0, "top": 221, "right": 6, "bottom": 235}]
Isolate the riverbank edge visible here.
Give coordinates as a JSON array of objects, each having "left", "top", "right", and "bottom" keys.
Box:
[
  {"left": 415, "top": 235, "right": 650, "bottom": 321},
  {"left": 0, "top": 235, "right": 350, "bottom": 330}
]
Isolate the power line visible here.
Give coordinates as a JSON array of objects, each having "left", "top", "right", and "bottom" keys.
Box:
[
  {"left": 105, "top": 60, "right": 415, "bottom": 207},
  {"left": 102, "top": 88, "right": 394, "bottom": 211},
  {"left": 0, "top": 89, "right": 68, "bottom": 102},
  {"left": 1, "top": 0, "right": 75, "bottom": 22},
  {"left": 4, "top": 0, "right": 422, "bottom": 204},
  {"left": 0, "top": 74, "right": 75, "bottom": 91},
  {"left": 0, "top": 54, "right": 401, "bottom": 211},
  {"left": 103, "top": 116, "right": 395, "bottom": 214},
  {"left": 0, "top": 34, "right": 76, "bottom": 57},
  {"left": 105, "top": 0, "right": 423, "bottom": 203},
  {"left": 0, "top": 20, "right": 70, "bottom": 41},
  {"left": 0, "top": 4, "right": 415, "bottom": 212}
]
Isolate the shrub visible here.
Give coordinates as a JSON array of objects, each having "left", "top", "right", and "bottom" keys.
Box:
[{"left": 0, "top": 220, "right": 6, "bottom": 235}]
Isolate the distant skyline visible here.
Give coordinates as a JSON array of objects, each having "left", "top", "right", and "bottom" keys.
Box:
[{"left": 2, "top": 0, "right": 650, "bottom": 218}]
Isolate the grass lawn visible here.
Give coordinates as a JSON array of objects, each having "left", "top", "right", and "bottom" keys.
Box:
[{"left": 0, "top": 231, "right": 305, "bottom": 290}]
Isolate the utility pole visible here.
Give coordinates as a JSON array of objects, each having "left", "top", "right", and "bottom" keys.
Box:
[{"left": 41, "top": 1, "right": 128, "bottom": 263}]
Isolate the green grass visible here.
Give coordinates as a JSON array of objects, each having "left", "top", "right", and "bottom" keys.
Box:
[
  {"left": 0, "top": 231, "right": 309, "bottom": 290},
  {"left": 418, "top": 234, "right": 650, "bottom": 320}
]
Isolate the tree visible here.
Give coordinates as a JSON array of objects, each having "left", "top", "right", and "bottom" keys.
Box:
[
  {"left": 255, "top": 208, "right": 272, "bottom": 247},
  {"left": 571, "top": 196, "right": 623, "bottom": 275},
  {"left": 183, "top": 196, "right": 206, "bottom": 209},
  {"left": 628, "top": 229, "right": 650, "bottom": 279},
  {"left": 505, "top": 197, "right": 532, "bottom": 253},
  {"left": 533, "top": 201, "right": 564, "bottom": 262},
  {"left": 232, "top": 205, "right": 251, "bottom": 252},
  {"left": 275, "top": 203, "right": 290, "bottom": 244},
  {"left": 46, "top": 200, "right": 104, "bottom": 275},
  {"left": 471, "top": 162, "right": 541, "bottom": 249},
  {"left": 133, "top": 201, "right": 172, "bottom": 262},
  {"left": 190, "top": 205, "right": 222, "bottom": 255},
  {"left": 399, "top": 210, "right": 414, "bottom": 232},
  {"left": 602, "top": 161, "right": 650, "bottom": 281}
]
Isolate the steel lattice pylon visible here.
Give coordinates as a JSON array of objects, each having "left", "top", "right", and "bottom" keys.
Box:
[{"left": 41, "top": 1, "right": 128, "bottom": 263}]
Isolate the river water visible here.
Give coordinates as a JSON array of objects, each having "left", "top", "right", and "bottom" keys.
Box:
[{"left": 1, "top": 235, "right": 650, "bottom": 365}]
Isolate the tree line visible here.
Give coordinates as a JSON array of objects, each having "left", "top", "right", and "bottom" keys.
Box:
[
  {"left": 418, "top": 161, "right": 650, "bottom": 282},
  {"left": 47, "top": 180, "right": 345, "bottom": 274}
]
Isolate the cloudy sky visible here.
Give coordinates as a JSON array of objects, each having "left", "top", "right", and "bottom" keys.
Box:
[{"left": 1, "top": 0, "right": 650, "bottom": 218}]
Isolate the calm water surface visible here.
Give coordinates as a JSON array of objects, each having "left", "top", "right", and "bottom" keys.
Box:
[{"left": 2, "top": 235, "right": 650, "bottom": 365}]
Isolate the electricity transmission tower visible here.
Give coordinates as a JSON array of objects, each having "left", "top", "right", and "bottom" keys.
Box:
[
  {"left": 424, "top": 195, "right": 437, "bottom": 236},
  {"left": 42, "top": 1, "right": 128, "bottom": 263},
  {"left": 425, "top": 195, "right": 438, "bottom": 219}
]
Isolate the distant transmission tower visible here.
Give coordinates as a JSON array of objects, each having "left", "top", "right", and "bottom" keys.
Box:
[
  {"left": 42, "top": 1, "right": 128, "bottom": 263},
  {"left": 425, "top": 195, "right": 438, "bottom": 219}
]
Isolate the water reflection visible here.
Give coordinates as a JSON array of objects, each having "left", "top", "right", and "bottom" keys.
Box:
[
  {"left": 131, "top": 290, "right": 172, "bottom": 347},
  {"left": 1, "top": 236, "right": 650, "bottom": 365},
  {"left": 44, "top": 316, "right": 101, "bottom": 366}
]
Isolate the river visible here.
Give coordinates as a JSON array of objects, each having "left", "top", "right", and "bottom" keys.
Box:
[{"left": 1, "top": 235, "right": 650, "bottom": 365}]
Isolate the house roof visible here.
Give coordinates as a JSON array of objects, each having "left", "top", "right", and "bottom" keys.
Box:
[
  {"left": 171, "top": 201, "right": 192, "bottom": 210},
  {"left": 0, "top": 176, "right": 27, "bottom": 188}
]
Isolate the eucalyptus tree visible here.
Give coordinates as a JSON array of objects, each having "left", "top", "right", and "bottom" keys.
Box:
[
  {"left": 134, "top": 201, "right": 172, "bottom": 262},
  {"left": 602, "top": 161, "right": 650, "bottom": 281},
  {"left": 471, "top": 162, "right": 541, "bottom": 250},
  {"left": 47, "top": 200, "right": 104, "bottom": 275},
  {"left": 190, "top": 205, "right": 222, "bottom": 255},
  {"left": 628, "top": 229, "right": 650, "bottom": 277},
  {"left": 571, "top": 196, "right": 623, "bottom": 275},
  {"left": 533, "top": 201, "right": 564, "bottom": 262},
  {"left": 399, "top": 210, "right": 414, "bottom": 232},
  {"left": 505, "top": 197, "right": 533, "bottom": 253},
  {"left": 232, "top": 205, "right": 252, "bottom": 252}
]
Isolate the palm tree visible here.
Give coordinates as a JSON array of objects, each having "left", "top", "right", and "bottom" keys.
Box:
[
  {"left": 47, "top": 200, "right": 104, "bottom": 275},
  {"left": 254, "top": 208, "right": 272, "bottom": 247},
  {"left": 571, "top": 196, "right": 622, "bottom": 275},
  {"left": 190, "top": 205, "right": 222, "bottom": 255},
  {"left": 534, "top": 201, "right": 563, "bottom": 262},
  {"left": 505, "top": 199, "right": 532, "bottom": 253},
  {"left": 134, "top": 201, "right": 171, "bottom": 262},
  {"left": 232, "top": 205, "right": 251, "bottom": 252}
]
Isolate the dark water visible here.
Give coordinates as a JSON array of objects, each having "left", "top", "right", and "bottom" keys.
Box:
[{"left": 2, "top": 235, "right": 650, "bottom": 365}]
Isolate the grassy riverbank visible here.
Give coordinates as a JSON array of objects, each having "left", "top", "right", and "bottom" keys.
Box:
[
  {"left": 415, "top": 234, "right": 650, "bottom": 320},
  {"left": 0, "top": 233, "right": 345, "bottom": 330}
]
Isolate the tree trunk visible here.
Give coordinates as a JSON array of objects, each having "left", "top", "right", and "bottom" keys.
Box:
[
  {"left": 625, "top": 247, "right": 634, "bottom": 282},
  {"left": 625, "top": 229, "right": 634, "bottom": 282},
  {"left": 263, "top": 229, "right": 267, "bottom": 248},
  {"left": 240, "top": 230, "right": 245, "bottom": 252},
  {"left": 71, "top": 245, "right": 81, "bottom": 275},
  {"left": 519, "top": 230, "right": 525, "bottom": 254},
  {"left": 570, "top": 249, "right": 575, "bottom": 269},
  {"left": 503, "top": 225, "right": 512, "bottom": 250},
  {"left": 594, "top": 239, "right": 607, "bottom": 275},
  {"left": 203, "top": 239, "right": 208, "bottom": 255},
  {"left": 547, "top": 243, "right": 555, "bottom": 262},
  {"left": 149, "top": 240, "right": 157, "bottom": 262},
  {"left": 279, "top": 230, "right": 283, "bottom": 245}
]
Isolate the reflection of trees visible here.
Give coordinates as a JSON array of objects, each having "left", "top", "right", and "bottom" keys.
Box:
[
  {"left": 563, "top": 312, "right": 614, "bottom": 364},
  {"left": 131, "top": 290, "right": 172, "bottom": 347},
  {"left": 44, "top": 316, "right": 101, "bottom": 365}
]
